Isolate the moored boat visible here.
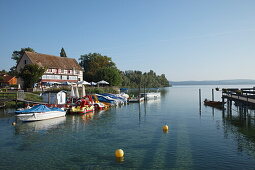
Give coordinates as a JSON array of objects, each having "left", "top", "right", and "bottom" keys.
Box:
[
  {"left": 204, "top": 99, "right": 225, "bottom": 109},
  {"left": 15, "top": 104, "right": 66, "bottom": 122},
  {"left": 140, "top": 92, "right": 161, "bottom": 100},
  {"left": 128, "top": 97, "right": 145, "bottom": 103},
  {"left": 69, "top": 99, "right": 94, "bottom": 114}
]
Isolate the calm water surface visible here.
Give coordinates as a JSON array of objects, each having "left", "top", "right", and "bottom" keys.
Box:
[{"left": 0, "top": 85, "right": 255, "bottom": 169}]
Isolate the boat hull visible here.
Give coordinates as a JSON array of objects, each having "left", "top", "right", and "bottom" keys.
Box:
[
  {"left": 128, "top": 97, "right": 145, "bottom": 103},
  {"left": 16, "top": 111, "right": 66, "bottom": 122},
  {"left": 204, "top": 100, "right": 225, "bottom": 109},
  {"left": 69, "top": 105, "right": 94, "bottom": 114},
  {"left": 140, "top": 92, "right": 160, "bottom": 99}
]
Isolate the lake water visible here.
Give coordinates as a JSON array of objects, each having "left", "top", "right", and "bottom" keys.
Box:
[{"left": 1, "top": 85, "right": 255, "bottom": 169}]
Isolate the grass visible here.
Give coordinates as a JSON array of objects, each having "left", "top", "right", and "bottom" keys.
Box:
[{"left": 0, "top": 91, "right": 43, "bottom": 108}]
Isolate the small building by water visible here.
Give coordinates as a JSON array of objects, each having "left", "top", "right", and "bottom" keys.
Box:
[{"left": 42, "top": 91, "right": 66, "bottom": 104}]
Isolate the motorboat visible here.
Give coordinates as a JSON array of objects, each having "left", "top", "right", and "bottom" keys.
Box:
[
  {"left": 140, "top": 92, "right": 161, "bottom": 100},
  {"left": 15, "top": 104, "right": 66, "bottom": 122},
  {"left": 128, "top": 97, "right": 145, "bottom": 103}
]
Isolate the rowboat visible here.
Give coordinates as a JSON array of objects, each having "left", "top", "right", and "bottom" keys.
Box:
[
  {"left": 204, "top": 99, "right": 225, "bottom": 109},
  {"left": 15, "top": 104, "right": 66, "bottom": 122}
]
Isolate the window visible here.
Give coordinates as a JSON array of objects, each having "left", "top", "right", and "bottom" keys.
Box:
[
  {"left": 42, "top": 75, "right": 47, "bottom": 79},
  {"left": 62, "top": 75, "right": 67, "bottom": 80},
  {"left": 54, "top": 75, "right": 61, "bottom": 79},
  {"left": 24, "top": 60, "right": 27, "bottom": 64},
  {"left": 68, "top": 76, "right": 77, "bottom": 80},
  {"left": 52, "top": 69, "right": 57, "bottom": 73}
]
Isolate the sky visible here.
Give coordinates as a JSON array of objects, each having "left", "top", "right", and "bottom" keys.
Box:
[{"left": 1, "top": 0, "right": 255, "bottom": 81}]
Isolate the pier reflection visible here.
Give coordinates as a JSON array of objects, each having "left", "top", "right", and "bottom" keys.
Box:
[{"left": 222, "top": 105, "right": 255, "bottom": 157}]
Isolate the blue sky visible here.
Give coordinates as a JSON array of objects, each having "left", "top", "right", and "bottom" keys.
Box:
[{"left": 1, "top": 0, "right": 255, "bottom": 81}]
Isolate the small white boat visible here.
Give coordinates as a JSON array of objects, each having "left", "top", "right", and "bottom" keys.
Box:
[
  {"left": 140, "top": 92, "right": 161, "bottom": 99},
  {"left": 128, "top": 97, "right": 145, "bottom": 103},
  {"left": 15, "top": 105, "right": 66, "bottom": 122}
]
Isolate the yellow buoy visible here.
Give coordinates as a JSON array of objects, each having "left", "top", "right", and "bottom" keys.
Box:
[
  {"left": 12, "top": 122, "right": 16, "bottom": 126},
  {"left": 115, "top": 149, "right": 124, "bottom": 158},
  {"left": 162, "top": 125, "right": 169, "bottom": 132}
]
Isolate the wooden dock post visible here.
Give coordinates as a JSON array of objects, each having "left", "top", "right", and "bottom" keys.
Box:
[
  {"left": 212, "top": 89, "right": 214, "bottom": 101},
  {"left": 199, "top": 89, "right": 201, "bottom": 110}
]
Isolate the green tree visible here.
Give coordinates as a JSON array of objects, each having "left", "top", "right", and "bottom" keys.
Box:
[
  {"left": 12, "top": 47, "right": 35, "bottom": 64},
  {"left": 95, "top": 67, "right": 122, "bottom": 86},
  {"left": 79, "top": 53, "right": 116, "bottom": 81},
  {"left": 121, "top": 70, "right": 170, "bottom": 88},
  {"left": 0, "top": 69, "right": 7, "bottom": 74},
  {"left": 19, "top": 64, "right": 46, "bottom": 89},
  {"left": 60, "top": 47, "right": 67, "bottom": 57}
]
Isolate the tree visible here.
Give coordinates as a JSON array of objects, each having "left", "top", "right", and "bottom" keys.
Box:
[
  {"left": 121, "top": 70, "right": 170, "bottom": 88},
  {"left": 95, "top": 67, "right": 122, "bottom": 86},
  {"left": 60, "top": 47, "right": 67, "bottom": 57},
  {"left": 12, "top": 47, "right": 35, "bottom": 64},
  {"left": 19, "top": 64, "right": 46, "bottom": 89},
  {"left": 79, "top": 53, "right": 116, "bottom": 81},
  {"left": 0, "top": 69, "right": 7, "bottom": 74}
]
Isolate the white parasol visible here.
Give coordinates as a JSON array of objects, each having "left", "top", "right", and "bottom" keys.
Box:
[
  {"left": 97, "top": 80, "right": 109, "bottom": 85},
  {"left": 75, "top": 85, "right": 79, "bottom": 98},
  {"left": 70, "top": 85, "right": 75, "bottom": 97},
  {"left": 82, "top": 85, "right": 86, "bottom": 97},
  {"left": 77, "top": 80, "right": 90, "bottom": 85}
]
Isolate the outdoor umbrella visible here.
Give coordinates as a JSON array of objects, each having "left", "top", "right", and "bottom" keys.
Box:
[
  {"left": 77, "top": 80, "right": 90, "bottom": 85},
  {"left": 75, "top": 85, "right": 80, "bottom": 98},
  {"left": 97, "top": 80, "right": 109, "bottom": 85},
  {"left": 70, "top": 85, "right": 75, "bottom": 97},
  {"left": 90, "top": 82, "right": 97, "bottom": 86},
  {"left": 62, "top": 81, "right": 72, "bottom": 85},
  {"left": 82, "top": 85, "right": 86, "bottom": 97}
]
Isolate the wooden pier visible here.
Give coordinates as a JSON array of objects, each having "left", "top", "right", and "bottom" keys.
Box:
[{"left": 222, "top": 88, "right": 255, "bottom": 107}]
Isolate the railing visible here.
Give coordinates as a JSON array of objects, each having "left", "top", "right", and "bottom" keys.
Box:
[
  {"left": 0, "top": 92, "right": 17, "bottom": 101},
  {"left": 222, "top": 88, "right": 255, "bottom": 104},
  {"left": 0, "top": 90, "right": 25, "bottom": 101}
]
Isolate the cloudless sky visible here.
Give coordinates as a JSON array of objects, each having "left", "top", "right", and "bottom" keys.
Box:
[{"left": 1, "top": 0, "right": 255, "bottom": 81}]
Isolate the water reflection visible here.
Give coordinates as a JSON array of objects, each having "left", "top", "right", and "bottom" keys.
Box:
[
  {"left": 15, "top": 116, "right": 66, "bottom": 134},
  {"left": 222, "top": 105, "right": 255, "bottom": 157}
]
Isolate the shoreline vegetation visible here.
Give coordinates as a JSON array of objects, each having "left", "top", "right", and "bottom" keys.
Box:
[{"left": 78, "top": 53, "right": 170, "bottom": 88}]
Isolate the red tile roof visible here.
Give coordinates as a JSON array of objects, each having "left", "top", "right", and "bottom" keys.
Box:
[
  {"left": 0, "top": 74, "right": 16, "bottom": 83},
  {"left": 24, "top": 51, "right": 83, "bottom": 70}
]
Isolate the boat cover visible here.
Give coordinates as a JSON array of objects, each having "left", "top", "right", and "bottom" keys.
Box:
[
  {"left": 15, "top": 105, "right": 63, "bottom": 113},
  {"left": 51, "top": 107, "right": 65, "bottom": 112}
]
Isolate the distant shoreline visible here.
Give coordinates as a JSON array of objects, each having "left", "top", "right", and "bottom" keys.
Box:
[{"left": 170, "top": 79, "right": 255, "bottom": 86}]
